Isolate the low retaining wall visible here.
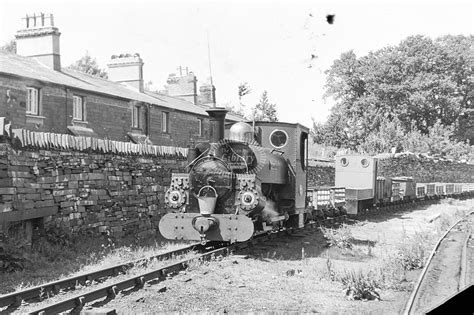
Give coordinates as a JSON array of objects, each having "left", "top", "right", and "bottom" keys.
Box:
[
  {"left": 0, "top": 128, "right": 187, "bottom": 239},
  {"left": 377, "top": 153, "right": 474, "bottom": 183},
  {"left": 307, "top": 154, "right": 474, "bottom": 187},
  {"left": 307, "top": 165, "right": 335, "bottom": 187}
]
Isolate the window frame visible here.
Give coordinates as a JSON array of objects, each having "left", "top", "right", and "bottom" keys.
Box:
[
  {"left": 269, "top": 129, "right": 289, "bottom": 149},
  {"left": 26, "top": 87, "right": 40, "bottom": 115},
  {"left": 132, "top": 105, "right": 141, "bottom": 129},
  {"left": 72, "top": 95, "right": 86, "bottom": 121},
  {"left": 197, "top": 118, "right": 203, "bottom": 136},
  {"left": 162, "top": 111, "right": 169, "bottom": 133}
]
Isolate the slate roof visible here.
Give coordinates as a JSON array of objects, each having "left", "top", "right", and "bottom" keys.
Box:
[{"left": 0, "top": 52, "right": 243, "bottom": 121}]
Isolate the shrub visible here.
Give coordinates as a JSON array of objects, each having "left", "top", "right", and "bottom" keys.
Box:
[
  {"left": 395, "top": 232, "right": 430, "bottom": 271},
  {"left": 0, "top": 234, "right": 29, "bottom": 272},
  {"left": 340, "top": 269, "right": 381, "bottom": 300},
  {"left": 320, "top": 224, "right": 353, "bottom": 249}
]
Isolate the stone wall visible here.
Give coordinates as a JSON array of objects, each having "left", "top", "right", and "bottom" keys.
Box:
[
  {"left": 377, "top": 154, "right": 474, "bottom": 183},
  {"left": 307, "top": 164, "right": 335, "bottom": 187},
  {"left": 0, "top": 135, "right": 187, "bottom": 239},
  {"left": 307, "top": 154, "right": 474, "bottom": 187}
]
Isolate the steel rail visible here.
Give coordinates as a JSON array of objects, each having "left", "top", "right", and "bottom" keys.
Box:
[
  {"left": 26, "top": 216, "right": 344, "bottom": 315},
  {"left": 27, "top": 245, "right": 235, "bottom": 315},
  {"left": 459, "top": 229, "right": 471, "bottom": 290},
  {"left": 0, "top": 242, "right": 202, "bottom": 308},
  {"left": 403, "top": 211, "right": 474, "bottom": 315}
]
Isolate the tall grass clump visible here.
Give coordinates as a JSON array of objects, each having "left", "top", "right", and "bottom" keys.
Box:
[
  {"left": 320, "top": 224, "right": 353, "bottom": 249},
  {"left": 395, "top": 231, "right": 431, "bottom": 271},
  {"left": 340, "top": 269, "right": 381, "bottom": 300}
]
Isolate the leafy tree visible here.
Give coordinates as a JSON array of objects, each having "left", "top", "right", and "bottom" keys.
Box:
[
  {"left": 1, "top": 39, "right": 17, "bottom": 54},
  {"left": 357, "top": 117, "right": 470, "bottom": 160},
  {"left": 225, "top": 103, "right": 245, "bottom": 117},
  {"left": 251, "top": 91, "right": 278, "bottom": 122},
  {"left": 68, "top": 52, "right": 108, "bottom": 78},
  {"left": 314, "top": 34, "right": 473, "bottom": 152},
  {"left": 401, "top": 121, "right": 471, "bottom": 160},
  {"left": 144, "top": 80, "right": 160, "bottom": 93},
  {"left": 225, "top": 82, "right": 252, "bottom": 117},
  {"left": 238, "top": 82, "right": 252, "bottom": 101},
  {"left": 358, "top": 117, "right": 405, "bottom": 154}
]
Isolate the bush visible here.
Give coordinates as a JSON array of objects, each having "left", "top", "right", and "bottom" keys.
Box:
[
  {"left": 321, "top": 224, "right": 353, "bottom": 249},
  {"left": 340, "top": 269, "right": 381, "bottom": 300},
  {"left": 395, "top": 232, "right": 430, "bottom": 271}
]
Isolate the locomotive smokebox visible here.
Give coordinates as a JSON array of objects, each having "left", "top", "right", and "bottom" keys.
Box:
[{"left": 206, "top": 107, "right": 228, "bottom": 143}]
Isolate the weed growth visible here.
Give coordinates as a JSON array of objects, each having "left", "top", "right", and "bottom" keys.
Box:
[
  {"left": 340, "top": 269, "right": 381, "bottom": 300},
  {"left": 320, "top": 224, "right": 353, "bottom": 249},
  {"left": 395, "top": 231, "right": 430, "bottom": 271}
]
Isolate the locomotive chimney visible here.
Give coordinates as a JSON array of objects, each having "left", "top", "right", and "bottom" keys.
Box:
[{"left": 206, "top": 107, "right": 227, "bottom": 143}]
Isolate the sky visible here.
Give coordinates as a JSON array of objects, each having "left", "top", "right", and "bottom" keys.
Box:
[{"left": 1, "top": 0, "right": 473, "bottom": 128}]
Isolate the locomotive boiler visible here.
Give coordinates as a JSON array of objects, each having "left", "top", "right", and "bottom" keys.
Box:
[{"left": 159, "top": 108, "right": 309, "bottom": 243}]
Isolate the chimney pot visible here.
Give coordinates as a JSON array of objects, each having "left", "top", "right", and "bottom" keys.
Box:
[
  {"left": 16, "top": 13, "right": 61, "bottom": 71},
  {"left": 107, "top": 53, "right": 144, "bottom": 92}
]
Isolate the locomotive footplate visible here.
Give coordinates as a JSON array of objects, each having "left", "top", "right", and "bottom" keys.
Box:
[{"left": 159, "top": 213, "right": 254, "bottom": 243}]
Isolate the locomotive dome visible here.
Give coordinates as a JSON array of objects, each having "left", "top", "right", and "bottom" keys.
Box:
[{"left": 229, "top": 122, "right": 254, "bottom": 143}]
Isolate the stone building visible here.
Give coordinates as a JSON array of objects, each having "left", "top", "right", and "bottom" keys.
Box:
[{"left": 0, "top": 13, "right": 242, "bottom": 147}]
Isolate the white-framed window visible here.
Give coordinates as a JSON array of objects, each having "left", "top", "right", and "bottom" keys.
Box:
[
  {"left": 162, "top": 112, "right": 169, "bottom": 133},
  {"left": 26, "top": 87, "right": 40, "bottom": 115},
  {"left": 197, "top": 118, "right": 203, "bottom": 136},
  {"left": 132, "top": 105, "right": 141, "bottom": 128},
  {"left": 73, "top": 95, "right": 85, "bottom": 121}
]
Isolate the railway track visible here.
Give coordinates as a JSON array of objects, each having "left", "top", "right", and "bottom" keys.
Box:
[
  {"left": 3, "top": 216, "right": 344, "bottom": 314},
  {"left": 0, "top": 242, "right": 204, "bottom": 311},
  {"left": 403, "top": 211, "right": 474, "bottom": 314}
]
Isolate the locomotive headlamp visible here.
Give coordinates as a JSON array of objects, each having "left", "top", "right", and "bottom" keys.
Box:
[{"left": 165, "top": 188, "right": 187, "bottom": 209}]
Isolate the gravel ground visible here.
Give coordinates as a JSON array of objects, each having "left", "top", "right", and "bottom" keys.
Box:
[{"left": 95, "top": 198, "right": 473, "bottom": 314}]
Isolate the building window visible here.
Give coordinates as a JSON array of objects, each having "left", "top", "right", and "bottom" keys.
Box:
[
  {"left": 73, "top": 95, "right": 85, "bottom": 121},
  {"left": 162, "top": 112, "right": 169, "bottom": 133},
  {"left": 132, "top": 105, "right": 141, "bottom": 128},
  {"left": 197, "top": 118, "right": 203, "bottom": 136},
  {"left": 26, "top": 87, "right": 40, "bottom": 115}
]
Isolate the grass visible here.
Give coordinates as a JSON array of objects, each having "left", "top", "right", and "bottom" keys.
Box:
[
  {"left": 313, "top": 219, "right": 434, "bottom": 298},
  {"left": 0, "top": 228, "right": 188, "bottom": 295},
  {"left": 394, "top": 231, "right": 430, "bottom": 271},
  {"left": 340, "top": 269, "right": 381, "bottom": 300},
  {"left": 320, "top": 224, "right": 354, "bottom": 249}
]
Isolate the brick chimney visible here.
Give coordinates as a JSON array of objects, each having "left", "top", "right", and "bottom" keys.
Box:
[
  {"left": 164, "top": 67, "right": 198, "bottom": 104},
  {"left": 16, "top": 13, "right": 61, "bottom": 71},
  {"left": 198, "top": 78, "right": 216, "bottom": 107},
  {"left": 107, "top": 53, "right": 144, "bottom": 92}
]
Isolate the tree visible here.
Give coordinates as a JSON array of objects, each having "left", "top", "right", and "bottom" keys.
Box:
[
  {"left": 224, "top": 103, "right": 245, "bottom": 117},
  {"left": 68, "top": 52, "right": 108, "bottom": 79},
  {"left": 1, "top": 39, "right": 17, "bottom": 54},
  {"left": 238, "top": 82, "right": 252, "bottom": 102},
  {"left": 224, "top": 82, "right": 252, "bottom": 117},
  {"left": 252, "top": 91, "right": 278, "bottom": 122},
  {"left": 314, "top": 34, "right": 473, "bottom": 150},
  {"left": 144, "top": 80, "right": 160, "bottom": 93}
]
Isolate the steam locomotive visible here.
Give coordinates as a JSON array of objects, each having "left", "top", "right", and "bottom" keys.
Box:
[
  {"left": 159, "top": 108, "right": 474, "bottom": 244},
  {"left": 159, "top": 108, "right": 311, "bottom": 244}
]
